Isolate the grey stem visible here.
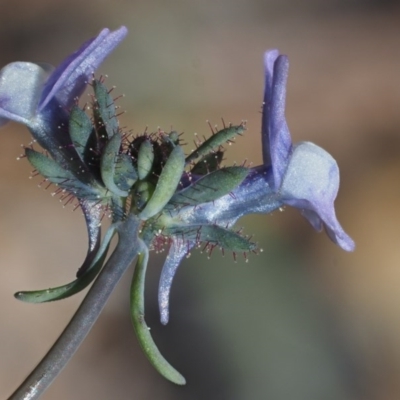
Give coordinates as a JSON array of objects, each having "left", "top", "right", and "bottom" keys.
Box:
[{"left": 8, "top": 215, "right": 141, "bottom": 400}]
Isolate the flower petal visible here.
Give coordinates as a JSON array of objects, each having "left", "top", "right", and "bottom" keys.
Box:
[
  {"left": 268, "top": 55, "right": 292, "bottom": 189},
  {"left": 261, "top": 49, "right": 279, "bottom": 165},
  {"left": 0, "top": 62, "right": 51, "bottom": 126},
  {"left": 280, "top": 141, "right": 355, "bottom": 251},
  {"left": 76, "top": 200, "right": 103, "bottom": 277},
  {"left": 302, "top": 208, "right": 354, "bottom": 251},
  {"left": 39, "top": 26, "right": 128, "bottom": 111},
  {"left": 158, "top": 237, "right": 194, "bottom": 325}
]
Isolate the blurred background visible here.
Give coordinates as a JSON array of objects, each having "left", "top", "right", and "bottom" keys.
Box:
[{"left": 1, "top": 0, "right": 400, "bottom": 399}]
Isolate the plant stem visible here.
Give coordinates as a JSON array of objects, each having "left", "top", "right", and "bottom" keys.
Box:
[{"left": 8, "top": 215, "right": 140, "bottom": 400}]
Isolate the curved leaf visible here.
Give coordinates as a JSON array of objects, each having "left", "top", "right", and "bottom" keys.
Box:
[
  {"left": 14, "top": 224, "right": 118, "bottom": 303},
  {"left": 93, "top": 79, "right": 119, "bottom": 139},
  {"left": 130, "top": 242, "right": 186, "bottom": 385},
  {"left": 139, "top": 145, "right": 185, "bottom": 220},
  {"left": 26, "top": 148, "right": 104, "bottom": 200},
  {"left": 137, "top": 139, "right": 154, "bottom": 180},
  {"left": 100, "top": 133, "right": 129, "bottom": 197},
  {"left": 185, "top": 124, "right": 245, "bottom": 164}
]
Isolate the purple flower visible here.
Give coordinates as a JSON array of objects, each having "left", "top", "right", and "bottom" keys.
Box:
[
  {"left": 0, "top": 26, "right": 127, "bottom": 158},
  {"left": 260, "top": 50, "right": 354, "bottom": 252},
  {"left": 1, "top": 32, "right": 356, "bottom": 389},
  {"left": 0, "top": 26, "right": 128, "bottom": 275},
  {"left": 157, "top": 49, "right": 354, "bottom": 325}
]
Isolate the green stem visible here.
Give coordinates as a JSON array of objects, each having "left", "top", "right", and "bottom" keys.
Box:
[
  {"left": 8, "top": 215, "right": 141, "bottom": 400},
  {"left": 130, "top": 243, "right": 186, "bottom": 385}
]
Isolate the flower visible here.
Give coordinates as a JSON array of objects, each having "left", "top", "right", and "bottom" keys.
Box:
[
  {"left": 0, "top": 26, "right": 128, "bottom": 276},
  {"left": 156, "top": 50, "right": 354, "bottom": 326},
  {"left": 0, "top": 30, "right": 355, "bottom": 390},
  {"left": 260, "top": 50, "right": 355, "bottom": 252}
]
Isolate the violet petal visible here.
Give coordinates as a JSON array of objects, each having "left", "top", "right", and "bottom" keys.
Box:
[
  {"left": 261, "top": 49, "right": 279, "bottom": 166},
  {"left": 39, "top": 26, "right": 128, "bottom": 111},
  {"left": 269, "top": 55, "right": 292, "bottom": 189}
]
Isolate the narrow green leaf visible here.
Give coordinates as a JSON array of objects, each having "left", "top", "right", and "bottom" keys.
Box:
[
  {"left": 14, "top": 224, "right": 118, "bottom": 303},
  {"left": 100, "top": 134, "right": 129, "bottom": 197},
  {"left": 93, "top": 79, "right": 119, "bottom": 139},
  {"left": 165, "top": 224, "right": 256, "bottom": 252},
  {"left": 26, "top": 149, "right": 103, "bottom": 200},
  {"left": 139, "top": 145, "right": 185, "bottom": 220},
  {"left": 185, "top": 124, "right": 245, "bottom": 164},
  {"left": 130, "top": 244, "right": 186, "bottom": 385},
  {"left": 168, "top": 166, "right": 249, "bottom": 208},
  {"left": 114, "top": 153, "right": 137, "bottom": 192},
  {"left": 69, "top": 105, "right": 93, "bottom": 159},
  {"left": 137, "top": 139, "right": 154, "bottom": 180}
]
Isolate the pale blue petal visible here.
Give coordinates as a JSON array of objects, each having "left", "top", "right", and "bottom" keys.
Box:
[
  {"left": 158, "top": 238, "right": 194, "bottom": 325},
  {"left": 76, "top": 200, "right": 103, "bottom": 277},
  {"left": 0, "top": 62, "right": 50, "bottom": 127},
  {"left": 280, "top": 142, "right": 355, "bottom": 251}
]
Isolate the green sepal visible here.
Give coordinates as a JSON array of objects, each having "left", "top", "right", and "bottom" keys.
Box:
[
  {"left": 133, "top": 181, "right": 154, "bottom": 211},
  {"left": 26, "top": 148, "right": 104, "bottom": 200},
  {"left": 139, "top": 145, "right": 185, "bottom": 220},
  {"left": 168, "top": 166, "right": 249, "bottom": 208},
  {"left": 14, "top": 224, "right": 118, "bottom": 303},
  {"left": 185, "top": 124, "right": 245, "bottom": 164},
  {"left": 161, "top": 131, "right": 180, "bottom": 148},
  {"left": 100, "top": 133, "right": 129, "bottom": 197},
  {"left": 130, "top": 244, "right": 186, "bottom": 385},
  {"left": 114, "top": 153, "right": 137, "bottom": 192},
  {"left": 190, "top": 150, "right": 223, "bottom": 175},
  {"left": 93, "top": 79, "right": 119, "bottom": 139},
  {"left": 69, "top": 105, "right": 94, "bottom": 160},
  {"left": 165, "top": 224, "right": 257, "bottom": 252},
  {"left": 167, "top": 131, "right": 180, "bottom": 145},
  {"left": 137, "top": 139, "right": 154, "bottom": 180}
]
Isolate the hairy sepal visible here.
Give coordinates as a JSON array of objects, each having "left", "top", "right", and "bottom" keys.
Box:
[
  {"left": 139, "top": 145, "right": 185, "bottom": 220},
  {"left": 137, "top": 139, "right": 154, "bottom": 180},
  {"left": 100, "top": 133, "right": 130, "bottom": 197},
  {"left": 114, "top": 153, "right": 137, "bottom": 192},
  {"left": 93, "top": 79, "right": 119, "bottom": 139},
  {"left": 26, "top": 148, "right": 105, "bottom": 200},
  {"left": 69, "top": 105, "right": 94, "bottom": 161},
  {"left": 185, "top": 124, "right": 245, "bottom": 164},
  {"left": 168, "top": 166, "right": 249, "bottom": 208},
  {"left": 165, "top": 224, "right": 256, "bottom": 252}
]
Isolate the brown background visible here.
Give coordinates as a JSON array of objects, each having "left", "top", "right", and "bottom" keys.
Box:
[{"left": 1, "top": 1, "right": 400, "bottom": 399}]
